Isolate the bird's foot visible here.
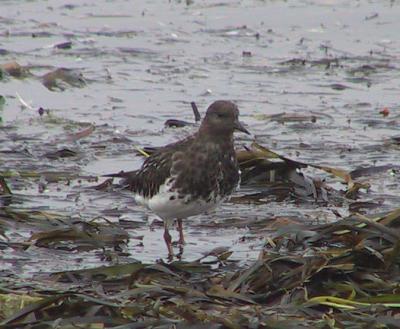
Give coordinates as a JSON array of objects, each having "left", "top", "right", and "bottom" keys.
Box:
[
  {"left": 164, "top": 228, "right": 174, "bottom": 261},
  {"left": 166, "top": 252, "right": 174, "bottom": 262}
]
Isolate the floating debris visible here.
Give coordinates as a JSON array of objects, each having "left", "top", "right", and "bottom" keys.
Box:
[{"left": 41, "top": 68, "right": 86, "bottom": 91}]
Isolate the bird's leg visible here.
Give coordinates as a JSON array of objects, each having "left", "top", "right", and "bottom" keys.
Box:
[
  {"left": 177, "top": 244, "right": 184, "bottom": 260},
  {"left": 177, "top": 218, "right": 185, "bottom": 245},
  {"left": 163, "top": 223, "right": 173, "bottom": 260}
]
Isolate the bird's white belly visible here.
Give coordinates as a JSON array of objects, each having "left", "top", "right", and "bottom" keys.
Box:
[{"left": 134, "top": 183, "right": 221, "bottom": 220}]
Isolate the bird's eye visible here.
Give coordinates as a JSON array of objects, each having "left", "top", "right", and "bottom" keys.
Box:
[{"left": 217, "top": 113, "right": 225, "bottom": 118}]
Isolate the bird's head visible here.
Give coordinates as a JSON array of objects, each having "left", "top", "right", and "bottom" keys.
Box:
[{"left": 200, "top": 100, "right": 250, "bottom": 137}]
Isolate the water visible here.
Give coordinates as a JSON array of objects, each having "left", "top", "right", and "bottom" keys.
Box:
[{"left": 1, "top": 0, "right": 400, "bottom": 276}]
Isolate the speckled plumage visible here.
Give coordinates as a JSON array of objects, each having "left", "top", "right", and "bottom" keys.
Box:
[
  {"left": 131, "top": 132, "right": 238, "bottom": 203},
  {"left": 120, "top": 100, "right": 249, "bottom": 257}
]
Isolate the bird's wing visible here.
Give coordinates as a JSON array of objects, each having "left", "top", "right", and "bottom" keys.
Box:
[
  {"left": 128, "top": 151, "right": 172, "bottom": 198},
  {"left": 167, "top": 138, "right": 238, "bottom": 200},
  {"left": 129, "top": 136, "right": 194, "bottom": 198}
]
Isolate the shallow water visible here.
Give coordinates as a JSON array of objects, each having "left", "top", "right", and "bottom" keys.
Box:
[{"left": 1, "top": 0, "right": 400, "bottom": 276}]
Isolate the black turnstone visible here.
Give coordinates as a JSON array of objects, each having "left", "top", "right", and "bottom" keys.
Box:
[{"left": 125, "top": 100, "right": 249, "bottom": 258}]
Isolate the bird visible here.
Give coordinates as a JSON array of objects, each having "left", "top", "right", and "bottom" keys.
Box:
[{"left": 110, "top": 100, "right": 250, "bottom": 259}]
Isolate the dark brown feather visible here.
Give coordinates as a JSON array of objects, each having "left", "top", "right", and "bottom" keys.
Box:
[
  {"left": 128, "top": 132, "right": 239, "bottom": 201},
  {"left": 126, "top": 100, "right": 246, "bottom": 202}
]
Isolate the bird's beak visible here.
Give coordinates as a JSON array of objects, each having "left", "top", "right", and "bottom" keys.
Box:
[{"left": 234, "top": 120, "right": 250, "bottom": 135}]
